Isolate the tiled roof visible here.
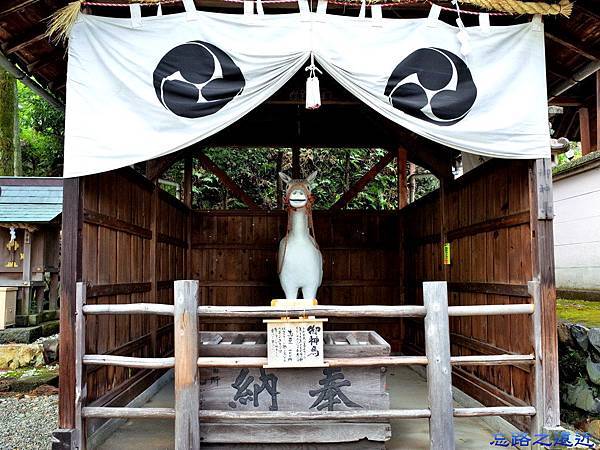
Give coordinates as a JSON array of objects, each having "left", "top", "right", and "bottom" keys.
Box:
[{"left": 0, "top": 185, "right": 63, "bottom": 223}]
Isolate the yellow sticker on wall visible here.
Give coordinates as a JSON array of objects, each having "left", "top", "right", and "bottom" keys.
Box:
[{"left": 443, "top": 243, "right": 451, "bottom": 265}]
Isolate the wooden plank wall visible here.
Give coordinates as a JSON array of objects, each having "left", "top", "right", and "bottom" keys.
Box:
[
  {"left": 191, "top": 210, "right": 404, "bottom": 350},
  {"left": 81, "top": 169, "right": 189, "bottom": 407},
  {"left": 403, "top": 159, "right": 534, "bottom": 429}
]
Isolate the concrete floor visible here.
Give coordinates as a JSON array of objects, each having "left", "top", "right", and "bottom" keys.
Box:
[{"left": 96, "top": 367, "right": 504, "bottom": 449}]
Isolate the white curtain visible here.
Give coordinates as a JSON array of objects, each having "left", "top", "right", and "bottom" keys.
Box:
[{"left": 64, "top": 6, "right": 549, "bottom": 178}]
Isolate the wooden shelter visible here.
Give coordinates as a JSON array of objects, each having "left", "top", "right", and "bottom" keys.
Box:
[
  {"left": 0, "top": 177, "right": 61, "bottom": 326},
  {"left": 1, "top": 0, "right": 599, "bottom": 448}
]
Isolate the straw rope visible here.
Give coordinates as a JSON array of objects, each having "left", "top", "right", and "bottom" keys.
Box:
[
  {"left": 459, "top": 0, "right": 572, "bottom": 17},
  {"left": 46, "top": 0, "right": 572, "bottom": 43}
]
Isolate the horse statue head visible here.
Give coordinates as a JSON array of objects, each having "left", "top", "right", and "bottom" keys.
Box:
[{"left": 279, "top": 171, "right": 318, "bottom": 210}]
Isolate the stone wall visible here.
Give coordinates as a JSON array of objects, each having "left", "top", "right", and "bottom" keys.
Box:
[{"left": 559, "top": 321, "right": 600, "bottom": 435}]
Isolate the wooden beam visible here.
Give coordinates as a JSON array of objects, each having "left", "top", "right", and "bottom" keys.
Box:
[
  {"left": 183, "top": 155, "right": 193, "bottom": 208},
  {"left": 331, "top": 150, "right": 395, "bottom": 210},
  {"left": 548, "top": 96, "right": 582, "bottom": 107},
  {"left": 59, "top": 177, "right": 83, "bottom": 430},
  {"left": 74, "top": 282, "right": 87, "bottom": 450},
  {"left": 174, "top": 280, "right": 201, "bottom": 450},
  {"left": 597, "top": 72, "right": 600, "bottom": 152},
  {"left": 529, "top": 159, "right": 560, "bottom": 429},
  {"left": 27, "top": 51, "right": 64, "bottom": 73},
  {"left": 545, "top": 31, "right": 600, "bottom": 61},
  {"left": 397, "top": 146, "right": 408, "bottom": 209},
  {"left": 196, "top": 151, "right": 260, "bottom": 210},
  {"left": 1, "top": 23, "right": 47, "bottom": 55},
  {"left": 574, "top": 1, "right": 600, "bottom": 21},
  {"left": 423, "top": 281, "right": 454, "bottom": 450},
  {"left": 580, "top": 107, "right": 591, "bottom": 155},
  {"left": 146, "top": 150, "right": 187, "bottom": 182},
  {"left": 0, "top": 0, "right": 40, "bottom": 19},
  {"left": 291, "top": 146, "right": 301, "bottom": 178}
]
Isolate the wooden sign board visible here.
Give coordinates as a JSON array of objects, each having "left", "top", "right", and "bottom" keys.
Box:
[{"left": 263, "top": 317, "right": 328, "bottom": 368}]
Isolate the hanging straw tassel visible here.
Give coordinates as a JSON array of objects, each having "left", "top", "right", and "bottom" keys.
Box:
[{"left": 46, "top": 1, "right": 83, "bottom": 45}]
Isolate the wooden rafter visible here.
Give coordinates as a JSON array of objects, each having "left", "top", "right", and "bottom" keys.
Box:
[
  {"left": 146, "top": 150, "right": 187, "bottom": 182},
  {"left": 2, "top": 23, "right": 47, "bottom": 55},
  {"left": 331, "top": 150, "right": 395, "bottom": 210},
  {"left": 357, "top": 109, "right": 454, "bottom": 180},
  {"left": 548, "top": 96, "right": 582, "bottom": 107},
  {"left": 0, "top": 0, "right": 40, "bottom": 19},
  {"left": 27, "top": 50, "right": 64, "bottom": 73},
  {"left": 196, "top": 151, "right": 260, "bottom": 210},
  {"left": 545, "top": 31, "right": 600, "bottom": 61}
]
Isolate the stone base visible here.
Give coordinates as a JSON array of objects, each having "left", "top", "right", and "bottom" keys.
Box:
[
  {"left": 0, "top": 320, "right": 59, "bottom": 344},
  {"left": 52, "top": 429, "right": 78, "bottom": 450},
  {"left": 15, "top": 310, "right": 59, "bottom": 327},
  {"left": 0, "top": 325, "right": 42, "bottom": 344}
]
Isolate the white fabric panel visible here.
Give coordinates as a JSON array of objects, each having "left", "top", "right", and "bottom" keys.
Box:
[
  {"left": 65, "top": 12, "right": 310, "bottom": 177},
  {"left": 313, "top": 14, "right": 549, "bottom": 161},
  {"left": 64, "top": 10, "right": 550, "bottom": 178}
]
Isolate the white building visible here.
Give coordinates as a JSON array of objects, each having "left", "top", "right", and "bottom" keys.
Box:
[{"left": 553, "top": 152, "right": 600, "bottom": 300}]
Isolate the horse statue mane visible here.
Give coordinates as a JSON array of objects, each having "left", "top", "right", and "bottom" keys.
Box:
[{"left": 277, "top": 171, "right": 323, "bottom": 300}]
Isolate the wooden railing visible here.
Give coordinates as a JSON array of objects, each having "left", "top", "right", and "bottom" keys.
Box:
[{"left": 74, "top": 280, "right": 542, "bottom": 450}]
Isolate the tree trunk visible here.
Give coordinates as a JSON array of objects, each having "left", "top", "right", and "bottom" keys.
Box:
[{"left": 0, "top": 69, "right": 18, "bottom": 176}]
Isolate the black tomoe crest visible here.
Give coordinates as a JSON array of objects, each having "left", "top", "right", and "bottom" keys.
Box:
[
  {"left": 153, "top": 41, "right": 245, "bottom": 118},
  {"left": 384, "top": 48, "right": 477, "bottom": 126}
]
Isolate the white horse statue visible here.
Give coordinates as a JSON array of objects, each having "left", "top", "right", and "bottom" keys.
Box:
[{"left": 278, "top": 171, "right": 323, "bottom": 300}]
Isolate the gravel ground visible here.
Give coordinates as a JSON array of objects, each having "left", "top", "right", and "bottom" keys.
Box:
[{"left": 0, "top": 394, "right": 58, "bottom": 450}]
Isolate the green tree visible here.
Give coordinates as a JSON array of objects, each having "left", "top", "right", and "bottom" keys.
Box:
[
  {"left": 17, "top": 81, "right": 64, "bottom": 176},
  {"left": 0, "top": 69, "right": 20, "bottom": 176}
]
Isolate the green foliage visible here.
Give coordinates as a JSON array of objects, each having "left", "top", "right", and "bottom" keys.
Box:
[
  {"left": 162, "top": 147, "right": 438, "bottom": 210},
  {"left": 17, "top": 82, "right": 64, "bottom": 176}
]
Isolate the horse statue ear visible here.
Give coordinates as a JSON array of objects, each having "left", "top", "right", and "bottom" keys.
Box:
[
  {"left": 306, "top": 170, "right": 318, "bottom": 184},
  {"left": 279, "top": 172, "right": 292, "bottom": 185}
]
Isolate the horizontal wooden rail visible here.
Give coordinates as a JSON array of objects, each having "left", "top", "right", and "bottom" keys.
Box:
[
  {"left": 82, "top": 406, "right": 535, "bottom": 420},
  {"left": 453, "top": 406, "right": 536, "bottom": 417},
  {"left": 447, "top": 304, "right": 534, "bottom": 316},
  {"left": 197, "top": 304, "right": 427, "bottom": 318},
  {"left": 196, "top": 303, "right": 533, "bottom": 318},
  {"left": 82, "top": 303, "right": 174, "bottom": 316},
  {"left": 450, "top": 354, "right": 534, "bottom": 366},
  {"left": 197, "top": 356, "right": 429, "bottom": 368},
  {"left": 83, "top": 355, "right": 175, "bottom": 369},
  {"left": 80, "top": 353, "right": 534, "bottom": 369},
  {"left": 80, "top": 302, "right": 532, "bottom": 318},
  {"left": 83, "top": 407, "right": 431, "bottom": 421}
]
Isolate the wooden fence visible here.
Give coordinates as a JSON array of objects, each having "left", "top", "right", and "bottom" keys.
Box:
[{"left": 74, "top": 279, "right": 541, "bottom": 450}]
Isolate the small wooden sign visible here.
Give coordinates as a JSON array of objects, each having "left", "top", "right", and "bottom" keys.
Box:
[
  {"left": 263, "top": 317, "right": 328, "bottom": 368},
  {"left": 443, "top": 242, "right": 451, "bottom": 265}
]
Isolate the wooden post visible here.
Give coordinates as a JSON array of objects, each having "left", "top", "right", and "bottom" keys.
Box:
[
  {"left": 596, "top": 72, "right": 600, "bottom": 152},
  {"left": 48, "top": 272, "right": 59, "bottom": 311},
  {"left": 423, "top": 281, "right": 455, "bottom": 450},
  {"left": 20, "top": 229, "right": 32, "bottom": 316},
  {"left": 397, "top": 147, "right": 408, "bottom": 209},
  {"left": 174, "top": 280, "right": 200, "bottom": 450},
  {"left": 183, "top": 155, "right": 193, "bottom": 208},
  {"left": 529, "top": 159, "right": 560, "bottom": 429},
  {"left": 149, "top": 185, "right": 159, "bottom": 357},
  {"left": 59, "top": 177, "right": 83, "bottom": 433},
  {"left": 291, "top": 146, "right": 301, "bottom": 179},
  {"left": 579, "top": 107, "right": 591, "bottom": 155},
  {"left": 528, "top": 280, "right": 544, "bottom": 436},
  {"left": 75, "top": 282, "right": 87, "bottom": 450},
  {"left": 408, "top": 163, "right": 416, "bottom": 203}
]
